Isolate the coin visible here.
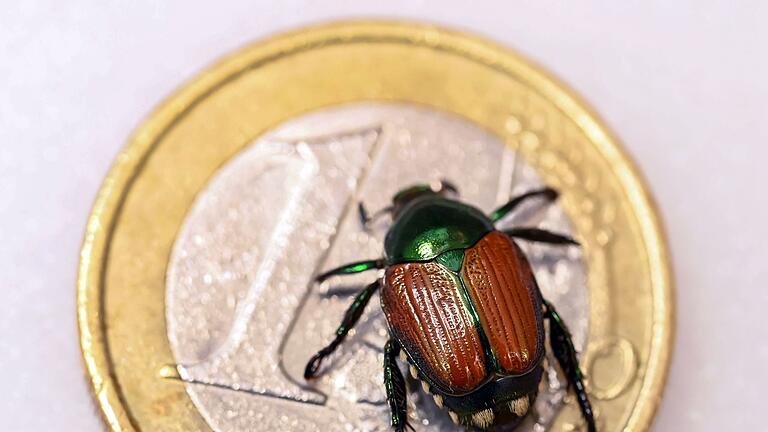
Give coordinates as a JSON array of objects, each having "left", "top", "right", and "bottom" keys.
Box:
[{"left": 78, "top": 21, "right": 673, "bottom": 432}]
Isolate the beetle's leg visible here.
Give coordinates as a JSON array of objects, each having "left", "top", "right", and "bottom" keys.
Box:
[
  {"left": 490, "top": 187, "right": 558, "bottom": 222},
  {"left": 304, "top": 280, "right": 381, "bottom": 379},
  {"left": 504, "top": 227, "right": 580, "bottom": 246},
  {"left": 384, "top": 338, "right": 413, "bottom": 432},
  {"left": 544, "top": 300, "right": 596, "bottom": 432},
  {"left": 358, "top": 202, "right": 393, "bottom": 231},
  {"left": 316, "top": 259, "right": 386, "bottom": 283}
]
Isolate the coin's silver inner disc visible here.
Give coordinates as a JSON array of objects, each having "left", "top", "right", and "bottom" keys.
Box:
[{"left": 166, "top": 103, "right": 588, "bottom": 431}]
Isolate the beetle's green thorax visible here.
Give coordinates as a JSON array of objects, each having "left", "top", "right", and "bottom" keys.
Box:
[{"left": 384, "top": 196, "right": 494, "bottom": 263}]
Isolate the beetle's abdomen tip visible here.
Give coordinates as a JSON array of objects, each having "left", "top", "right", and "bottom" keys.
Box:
[{"left": 471, "top": 408, "right": 495, "bottom": 429}]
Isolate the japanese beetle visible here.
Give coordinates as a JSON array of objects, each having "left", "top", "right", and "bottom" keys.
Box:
[{"left": 304, "top": 181, "right": 595, "bottom": 431}]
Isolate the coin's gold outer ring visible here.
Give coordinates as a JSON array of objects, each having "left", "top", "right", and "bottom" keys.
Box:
[{"left": 77, "top": 20, "right": 674, "bottom": 431}]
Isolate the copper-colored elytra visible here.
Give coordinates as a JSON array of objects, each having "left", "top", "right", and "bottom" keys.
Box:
[
  {"left": 461, "top": 231, "right": 544, "bottom": 373},
  {"left": 381, "top": 262, "right": 487, "bottom": 393}
]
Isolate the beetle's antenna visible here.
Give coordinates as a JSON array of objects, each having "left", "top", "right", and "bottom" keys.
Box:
[
  {"left": 438, "top": 178, "right": 459, "bottom": 197},
  {"left": 359, "top": 202, "right": 393, "bottom": 230},
  {"left": 357, "top": 202, "right": 370, "bottom": 228},
  {"left": 372, "top": 205, "right": 393, "bottom": 220}
]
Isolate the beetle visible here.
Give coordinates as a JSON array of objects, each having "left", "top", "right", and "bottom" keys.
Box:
[{"left": 304, "top": 180, "right": 596, "bottom": 431}]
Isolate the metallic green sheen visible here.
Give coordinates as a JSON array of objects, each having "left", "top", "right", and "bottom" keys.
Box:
[
  {"left": 435, "top": 249, "right": 465, "bottom": 272},
  {"left": 384, "top": 196, "right": 494, "bottom": 263}
]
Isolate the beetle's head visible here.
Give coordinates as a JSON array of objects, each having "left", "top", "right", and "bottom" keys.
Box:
[{"left": 391, "top": 179, "right": 459, "bottom": 217}]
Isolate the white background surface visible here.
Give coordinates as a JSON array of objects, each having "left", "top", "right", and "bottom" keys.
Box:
[{"left": 1, "top": 2, "right": 766, "bottom": 431}]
